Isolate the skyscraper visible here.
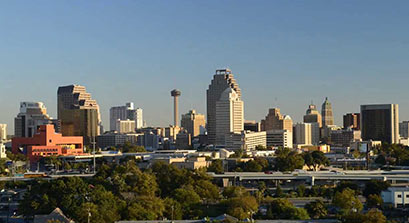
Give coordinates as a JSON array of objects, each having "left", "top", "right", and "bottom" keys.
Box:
[
  {"left": 261, "top": 108, "right": 293, "bottom": 132},
  {"left": 361, "top": 104, "right": 399, "bottom": 144},
  {"left": 14, "top": 102, "right": 60, "bottom": 138},
  {"left": 206, "top": 69, "right": 241, "bottom": 144},
  {"left": 215, "top": 88, "right": 243, "bottom": 145},
  {"left": 304, "top": 104, "right": 322, "bottom": 128},
  {"left": 321, "top": 97, "right": 334, "bottom": 127},
  {"left": 57, "top": 85, "right": 101, "bottom": 145},
  {"left": 110, "top": 102, "right": 143, "bottom": 131},
  {"left": 181, "top": 110, "right": 206, "bottom": 137}
]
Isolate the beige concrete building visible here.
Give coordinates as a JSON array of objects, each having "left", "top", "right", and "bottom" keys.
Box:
[
  {"left": 215, "top": 88, "right": 244, "bottom": 145},
  {"left": 303, "top": 104, "right": 322, "bottom": 128},
  {"left": 0, "top": 124, "right": 6, "bottom": 142},
  {"left": 115, "top": 119, "right": 136, "bottom": 134},
  {"left": 181, "top": 110, "right": 206, "bottom": 137},
  {"left": 14, "top": 102, "right": 60, "bottom": 138},
  {"left": 294, "top": 123, "right": 313, "bottom": 145},
  {"left": 57, "top": 85, "right": 101, "bottom": 145},
  {"left": 261, "top": 108, "right": 292, "bottom": 132},
  {"left": 206, "top": 69, "right": 241, "bottom": 144},
  {"left": 225, "top": 131, "right": 266, "bottom": 150}
]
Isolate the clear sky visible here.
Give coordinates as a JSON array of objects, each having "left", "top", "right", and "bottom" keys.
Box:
[{"left": 1, "top": 0, "right": 409, "bottom": 133}]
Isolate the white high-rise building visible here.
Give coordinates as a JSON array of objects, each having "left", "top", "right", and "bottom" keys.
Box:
[
  {"left": 110, "top": 102, "right": 143, "bottom": 131},
  {"left": 115, "top": 119, "right": 136, "bottom": 134},
  {"left": 0, "top": 124, "right": 6, "bottom": 142},
  {"left": 215, "top": 88, "right": 244, "bottom": 145}
]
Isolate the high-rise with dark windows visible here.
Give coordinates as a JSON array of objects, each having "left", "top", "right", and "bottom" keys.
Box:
[{"left": 361, "top": 104, "right": 399, "bottom": 144}]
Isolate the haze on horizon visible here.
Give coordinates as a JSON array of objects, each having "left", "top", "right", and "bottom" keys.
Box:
[{"left": 1, "top": 0, "right": 409, "bottom": 133}]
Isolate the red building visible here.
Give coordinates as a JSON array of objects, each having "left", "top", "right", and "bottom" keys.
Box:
[{"left": 12, "top": 125, "right": 87, "bottom": 162}]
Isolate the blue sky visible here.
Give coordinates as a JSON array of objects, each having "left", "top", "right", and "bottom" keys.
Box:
[{"left": 1, "top": 0, "right": 409, "bottom": 133}]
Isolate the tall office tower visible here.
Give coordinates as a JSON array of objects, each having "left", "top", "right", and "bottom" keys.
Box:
[
  {"left": 261, "top": 108, "right": 293, "bottom": 132},
  {"left": 110, "top": 102, "right": 143, "bottom": 131},
  {"left": 181, "top": 110, "right": 206, "bottom": 137},
  {"left": 361, "top": 104, "right": 399, "bottom": 144},
  {"left": 321, "top": 97, "right": 334, "bottom": 127},
  {"left": 171, "top": 89, "right": 181, "bottom": 127},
  {"left": 399, "top": 121, "right": 409, "bottom": 138},
  {"left": 343, "top": 113, "right": 360, "bottom": 130},
  {"left": 304, "top": 104, "right": 322, "bottom": 128},
  {"left": 207, "top": 69, "right": 241, "bottom": 144},
  {"left": 57, "top": 85, "right": 101, "bottom": 145},
  {"left": 0, "top": 124, "right": 7, "bottom": 142},
  {"left": 14, "top": 102, "right": 60, "bottom": 138},
  {"left": 215, "top": 88, "right": 244, "bottom": 145}
]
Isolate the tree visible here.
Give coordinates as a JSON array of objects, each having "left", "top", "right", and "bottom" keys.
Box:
[
  {"left": 303, "top": 151, "right": 329, "bottom": 171},
  {"left": 126, "top": 196, "right": 165, "bottom": 220},
  {"left": 163, "top": 198, "right": 183, "bottom": 220},
  {"left": 267, "top": 198, "right": 309, "bottom": 220},
  {"left": 363, "top": 208, "right": 386, "bottom": 223},
  {"left": 366, "top": 194, "right": 383, "bottom": 208},
  {"left": 305, "top": 200, "right": 327, "bottom": 219},
  {"left": 255, "top": 145, "right": 267, "bottom": 151},
  {"left": 122, "top": 141, "right": 146, "bottom": 153},
  {"left": 224, "top": 196, "right": 258, "bottom": 220},
  {"left": 207, "top": 159, "right": 224, "bottom": 174},
  {"left": 274, "top": 147, "right": 304, "bottom": 172},
  {"left": 332, "top": 188, "right": 363, "bottom": 215},
  {"left": 363, "top": 180, "right": 390, "bottom": 198},
  {"left": 274, "top": 184, "right": 284, "bottom": 198},
  {"left": 223, "top": 186, "right": 249, "bottom": 199},
  {"left": 297, "top": 185, "right": 306, "bottom": 197},
  {"left": 193, "top": 180, "right": 220, "bottom": 202}
]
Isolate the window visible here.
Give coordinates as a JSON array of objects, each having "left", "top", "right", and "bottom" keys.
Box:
[
  {"left": 406, "top": 195, "right": 409, "bottom": 198},
  {"left": 397, "top": 194, "right": 402, "bottom": 198}
]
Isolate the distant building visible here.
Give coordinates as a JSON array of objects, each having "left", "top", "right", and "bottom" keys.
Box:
[
  {"left": 164, "top": 125, "right": 181, "bottom": 141},
  {"left": 261, "top": 108, "right": 293, "bottom": 132},
  {"left": 0, "top": 124, "right": 6, "bottom": 142},
  {"left": 343, "top": 113, "right": 360, "bottom": 130},
  {"left": 298, "top": 144, "right": 331, "bottom": 153},
  {"left": 361, "top": 104, "right": 399, "bottom": 144},
  {"left": 14, "top": 102, "right": 60, "bottom": 138},
  {"left": 304, "top": 104, "right": 322, "bottom": 128},
  {"left": 207, "top": 69, "right": 241, "bottom": 144},
  {"left": 110, "top": 102, "right": 143, "bottom": 131},
  {"left": 12, "top": 125, "right": 86, "bottom": 162},
  {"left": 175, "top": 130, "right": 191, "bottom": 149},
  {"left": 330, "top": 128, "right": 361, "bottom": 147},
  {"left": 321, "top": 97, "right": 334, "bottom": 127},
  {"left": 266, "top": 129, "right": 293, "bottom": 148},
  {"left": 115, "top": 119, "right": 136, "bottom": 133},
  {"left": 399, "top": 121, "right": 409, "bottom": 139},
  {"left": 57, "top": 85, "right": 101, "bottom": 145},
  {"left": 0, "top": 143, "right": 6, "bottom": 159},
  {"left": 381, "top": 187, "right": 409, "bottom": 208},
  {"left": 244, "top": 120, "right": 260, "bottom": 132},
  {"left": 97, "top": 132, "right": 140, "bottom": 149},
  {"left": 137, "top": 132, "right": 159, "bottom": 150},
  {"left": 181, "top": 110, "right": 206, "bottom": 137},
  {"left": 321, "top": 125, "right": 341, "bottom": 140},
  {"left": 225, "top": 131, "right": 266, "bottom": 150},
  {"left": 215, "top": 88, "right": 244, "bottom": 145},
  {"left": 294, "top": 122, "right": 320, "bottom": 146}
]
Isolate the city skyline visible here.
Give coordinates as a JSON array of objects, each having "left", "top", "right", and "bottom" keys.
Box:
[{"left": 1, "top": 1, "right": 409, "bottom": 132}]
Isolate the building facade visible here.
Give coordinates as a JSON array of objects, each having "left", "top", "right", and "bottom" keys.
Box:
[
  {"left": 115, "top": 119, "right": 136, "bottom": 134},
  {"left": 399, "top": 121, "right": 409, "bottom": 139},
  {"left": 181, "top": 110, "right": 206, "bottom": 137},
  {"left": 14, "top": 102, "right": 60, "bottom": 138},
  {"left": 57, "top": 85, "right": 101, "bottom": 145},
  {"left": 96, "top": 132, "right": 140, "bottom": 149},
  {"left": 110, "top": 102, "right": 143, "bottom": 131},
  {"left": 321, "top": 97, "right": 334, "bottom": 127},
  {"left": 206, "top": 69, "right": 241, "bottom": 144},
  {"left": 266, "top": 129, "right": 293, "bottom": 148},
  {"left": 294, "top": 123, "right": 312, "bottom": 145},
  {"left": 12, "top": 125, "right": 85, "bottom": 162},
  {"left": 343, "top": 113, "right": 360, "bottom": 130},
  {"left": 261, "top": 108, "right": 293, "bottom": 132},
  {"left": 0, "top": 124, "right": 6, "bottom": 142},
  {"left": 215, "top": 88, "right": 244, "bottom": 145},
  {"left": 244, "top": 120, "right": 261, "bottom": 132},
  {"left": 330, "top": 128, "right": 361, "bottom": 147},
  {"left": 225, "top": 131, "right": 266, "bottom": 150},
  {"left": 361, "top": 104, "right": 399, "bottom": 144},
  {"left": 303, "top": 104, "right": 322, "bottom": 128}
]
